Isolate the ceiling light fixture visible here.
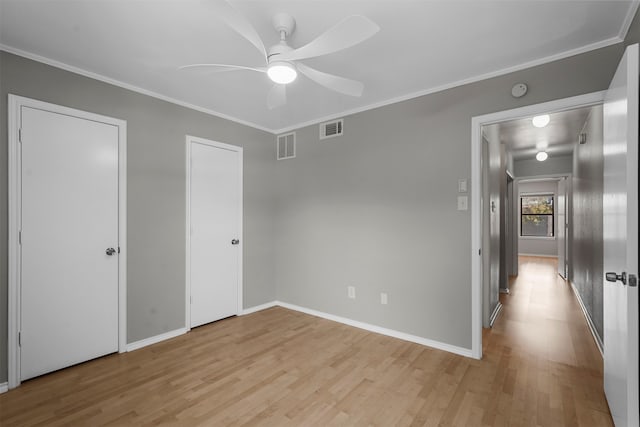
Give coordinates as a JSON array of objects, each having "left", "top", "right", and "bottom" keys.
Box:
[
  {"left": 267, "top": 62, "right": 297, "bottom": 84},
  {"left": 536, "top": 151, "right": 548, "bottom": 161},
  {"left": 532, "top": 114, "right": 550, "bottom": 128}
]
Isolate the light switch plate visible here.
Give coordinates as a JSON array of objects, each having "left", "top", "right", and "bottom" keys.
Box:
[
  {"left": 458, "top": 179, "right": 467, "bottom": 193},
  {"left": 457, "top": 196, "right": 468, "bottom": 211}
]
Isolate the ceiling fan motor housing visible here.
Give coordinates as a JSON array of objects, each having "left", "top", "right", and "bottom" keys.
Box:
[{"left": 272, "top": 12, "right": 296, "bottom": 38}]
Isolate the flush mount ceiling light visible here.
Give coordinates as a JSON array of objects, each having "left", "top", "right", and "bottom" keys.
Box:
[
  {"left": 267, "top": 62, "right": 297, "bottom": 84},
  {"left": 532, "top": 114, "right": 550, "bottom": 128},
  {"left": 536, "top": 151, "right": 549, "bottom": 161}
]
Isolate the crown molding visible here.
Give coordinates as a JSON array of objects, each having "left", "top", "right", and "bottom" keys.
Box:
[
  {"left": 0, "top": 44, "right": 274, "bottom": 134},
  {"left": 2, "top": 29, "right": 626, "bottom": 136}
]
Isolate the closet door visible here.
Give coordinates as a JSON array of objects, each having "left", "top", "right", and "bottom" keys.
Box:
[
  {"left": 20, "top": 105, "right": 120, "bottom": 381},
  {"left": 188, "top": 138, "right": 242, "bottom": 328}
]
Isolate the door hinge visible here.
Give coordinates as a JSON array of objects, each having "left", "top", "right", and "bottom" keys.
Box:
[
  {"left": 18, "top": 331, "right": 21, "bottom": 347},
  {"left": 18, "top": 128, "right": 22, "bottom": 143},
  {"left": 118, "top": 246, "right": 121, "bottom": 254},
  {"left": 18, "top": 230, "right": 21, "bottom": 245},
  {"left": 478, "top": 249, "right": 482, "bottom": 256}
]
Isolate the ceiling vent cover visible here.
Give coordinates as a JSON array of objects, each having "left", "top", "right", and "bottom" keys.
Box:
[
  {"left": 320, "top": 119, "right": 344, "bottom": 140},
  {"left": 277, "top": 132, "right": 296, "bottom": 160}
]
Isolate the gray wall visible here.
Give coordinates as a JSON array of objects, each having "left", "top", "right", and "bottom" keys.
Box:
[
  {"left": 514, "top": 155, "right": 573, "bottom": 177},
  {"left": 0, "top": 52, "right": 276, "bottom": 382},
  {"left": 572, "top": 105, "right": 604, "bottom": 345},
  {"left": 517, "top": 180, "right": 560, "bottom": 256},
  {"left": 274, "top": 42, "right": 627, "bottom": 350}
]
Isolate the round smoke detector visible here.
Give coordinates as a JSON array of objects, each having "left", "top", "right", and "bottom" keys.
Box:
[{"left": 511, "top": 83, "right": 528, "bottom": 98}]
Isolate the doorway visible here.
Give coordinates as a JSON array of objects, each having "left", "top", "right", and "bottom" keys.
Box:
[
  {"left": 470, "top": 91, "right": 605, "bottom": 358},
  {"left": 8, "top": 95, "right": 127, "bottom": 389},
  {"left": 472, "top": 44, "right": 640, "bottom": 423},
  {"left": 185, "top": 136, "right": 243, "bottom": 329}
]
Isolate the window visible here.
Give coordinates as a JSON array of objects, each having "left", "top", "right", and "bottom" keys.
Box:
[{"left": 520, "top": 194, "right": 554, "bottom": 237}]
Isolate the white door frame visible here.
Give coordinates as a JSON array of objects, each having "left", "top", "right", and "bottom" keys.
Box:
[
  {"left": 470, "top": 91, "right": 604, "bottom": 359},
  {"left": 185, "top": 135, "right": 243, "bottom": 331},
  {"left": 7, "top": 94, "right": 127, "bottom": 389}
]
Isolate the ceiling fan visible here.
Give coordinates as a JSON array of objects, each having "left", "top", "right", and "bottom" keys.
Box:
[{"left": 179, "top": 0, "right": 380, "bottom": 109}]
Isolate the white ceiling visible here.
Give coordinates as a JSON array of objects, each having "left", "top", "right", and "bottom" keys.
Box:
[
  {"left": 484, "top": 106, "right": 595, "bottom": 160},
  {"left": 0, "top": 1, "right": 636, "bottom": 133}
]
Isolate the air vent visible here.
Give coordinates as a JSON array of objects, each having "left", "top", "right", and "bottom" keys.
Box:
[
  {"left": 320, "top": 119, "right": 344, "bottom": 140},
  {"left": 277, "top": 132, "right": 295, "bottom": 160}
]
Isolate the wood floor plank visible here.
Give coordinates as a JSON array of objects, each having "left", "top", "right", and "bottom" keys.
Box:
[{"left": 0, "top": 256, "right": 612, "bottom": 426}]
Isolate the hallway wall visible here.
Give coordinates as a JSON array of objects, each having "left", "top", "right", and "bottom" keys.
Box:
[
  {"left": 483, "top": 136, "right": 501, "bottom": 327},
  {"left": 571, "top": 105, "right": 604, "bottom": 345}
]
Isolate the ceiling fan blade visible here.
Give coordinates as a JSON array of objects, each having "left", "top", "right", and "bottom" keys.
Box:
[
  {"left": 267, "top": 84, "right": 287, "bottom": 110},
  {"left": 297, "top": 63, "right": 364, "bottom": 97},
  {"left": 179, "top": 63, "right": 267, "bottom": 73},
  {"left": 278, "top": 15, "right": 379, "bottom": 62},
  {"left": 208, "top": 0, "right": 267, "bottom": 61}
]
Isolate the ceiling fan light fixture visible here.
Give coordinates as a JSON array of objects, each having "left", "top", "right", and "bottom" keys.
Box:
[
  {"left": 536, "top": 151, "right": 549, "bottom": 161},
  {"left": 532, "top": 114, "right": 550, "bottom": 128},
  {"left": 181, "top": 8, "right": 377, "bottom": 108},
  {"left": 267, "top": 62, "right": 297, "bottom": 84}
]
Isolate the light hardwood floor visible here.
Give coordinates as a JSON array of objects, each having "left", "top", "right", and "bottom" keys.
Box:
[{"left": 0, "top": 256, "right": 610, "bottom": 426}]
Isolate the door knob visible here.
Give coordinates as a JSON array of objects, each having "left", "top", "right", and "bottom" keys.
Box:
[
  {"left": 105, "top": 247, "right": 117, "bottom": 256},
  {"left": 606, "top": 271, "right": 626, "bottom": 285},
  {"left": 231, "top": 239, "right": 240, "bottom": 245}
]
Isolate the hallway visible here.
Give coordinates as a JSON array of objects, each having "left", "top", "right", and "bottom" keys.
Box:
[{"left": 483, "top": 255, "right": 610, "bottom": 425}]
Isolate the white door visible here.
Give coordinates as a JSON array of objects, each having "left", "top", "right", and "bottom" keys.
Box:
[
  {"left": 20, "top": 106, "right": 120, "bottom": 381},
  {"left": 557, "top": 177, "right": 566, "bottom": 279},
  {"left": 189, "top": 139, "right": 241, "bottom": 328},
  {"left": 603, "top": 43, "right": 639, "bottom": 427}
]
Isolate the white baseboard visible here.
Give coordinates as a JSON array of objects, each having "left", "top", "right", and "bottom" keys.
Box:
[
  {"left": 0, "top": 382, "right": 8, "bottom": 394},
  {"left": 242, "top": 301, "right": 278, "bottom": 315},
  {"left": 126, "top": 327, "right": 188, "bottom": 352},
  {"left": 275, "top": 301, "right": 473, "bottom": 358},
  {"left": 489, "top": 302, "right": 503, "bottom": 327},
  {"left": 236, "top": 300, "right": 474, "bottom": 358},
  {"left": 518, "top": 253, "right": 558, "bottom": 258},
  {"left": 570, "top": 282, "right": 604, "bottom": 356}
]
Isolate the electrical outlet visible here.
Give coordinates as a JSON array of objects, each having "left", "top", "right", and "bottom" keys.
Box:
[
  {"left": 381, "top": 292, "right": 388, "bottom": 305},
  {"left": 348, "top": 286, "right": 356, "bottom": 299}
]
